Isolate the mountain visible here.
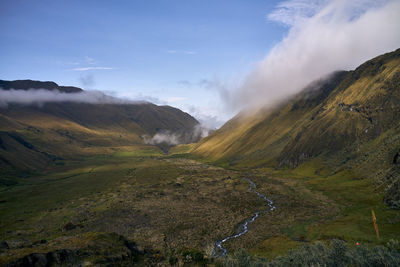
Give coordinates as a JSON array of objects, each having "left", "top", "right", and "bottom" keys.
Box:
[
  {"left": 192, "top": 48, "right": 400, "bottom": 208},
  {"left": 0, "top": 79, "right": 83, "bottom": 93},
  {"left": 0, "top": 80, "right": 199, "bottom": 174}
]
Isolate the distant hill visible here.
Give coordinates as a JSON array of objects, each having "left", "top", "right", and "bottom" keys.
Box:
[
  {"left": 0, "top": 79, "right": 83, "bottom": 93},
  {"left": 0, "top": 81, "right": 199, "bottom": 173},
  {"left": 192, "top": 48, "right": 400, "bottom": 208}
]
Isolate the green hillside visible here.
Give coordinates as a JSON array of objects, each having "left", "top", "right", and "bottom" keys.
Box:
[
  {"left": 1, "top": 52, "right": 399, "bottom": 266},
  {"left": 0, "top": 81, "right": 199, "bottom": 175},
  {"left": 192, "top": 48, "right": 400, "bottom": 208}
]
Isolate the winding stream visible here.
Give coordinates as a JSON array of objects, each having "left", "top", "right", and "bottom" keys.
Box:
[{"left": 212, "top": 177, "right": 276, "bottom": 258}]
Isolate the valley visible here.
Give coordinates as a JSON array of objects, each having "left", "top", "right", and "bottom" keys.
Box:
[
  {"left": 1, "top": 50, "right": 400, "bottom": 265},
  {"left": 1, "top": 147, "right": 398, "bottom": 265}
]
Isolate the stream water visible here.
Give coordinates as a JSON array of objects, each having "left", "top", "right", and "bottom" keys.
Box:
[{"left": 212, "top": 177, "right": 276, "bottom": 258}]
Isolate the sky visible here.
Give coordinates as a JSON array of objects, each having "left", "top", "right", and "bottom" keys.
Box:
[
  {"left": 0, "top": 0, "right": 285, "bottom": 127},
  {"left": 1, "top": 0, "right": 400, "bottom": 128}
]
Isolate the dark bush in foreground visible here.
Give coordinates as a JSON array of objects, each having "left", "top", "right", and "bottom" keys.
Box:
[{"left": 223, "top": 239, "right": 400, "bottom": 267}]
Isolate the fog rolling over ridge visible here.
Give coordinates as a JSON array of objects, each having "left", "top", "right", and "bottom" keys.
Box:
[
  {"left": 0, "top": 79, "right": 145, "bottom": 107},
  {"left": 0, "top": 80, "right": 213, "bottom": 144},
  {"left": 225, "top": 0, "right": 400, "bottom": 112},
  {"left": 0, "top": 89, "right": 140, "bottom": 108}
]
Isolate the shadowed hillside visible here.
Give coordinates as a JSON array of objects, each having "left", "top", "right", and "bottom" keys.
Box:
[{"left": 192, "top": 48, "right": 400, "bottom": 208}]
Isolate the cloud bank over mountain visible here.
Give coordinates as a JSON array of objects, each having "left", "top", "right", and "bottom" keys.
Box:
[
  {"left": 0, "top": 87, "right": 215, "bottom": 142},
  {"left": 0, "top": 89, "right": 142, "bottom": 108},
  {"left": 226, "top": 0, "right": 400, "bottom": 111}
]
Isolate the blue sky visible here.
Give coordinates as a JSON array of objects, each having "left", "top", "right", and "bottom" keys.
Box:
[
  {"left": 2, "top": 0, "right": 398, "bottom": 128},
  {"left": 0, "top": 0, "right": 286, "bottom": 126}
]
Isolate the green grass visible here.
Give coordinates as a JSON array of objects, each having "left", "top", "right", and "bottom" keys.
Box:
[
  {"left": 1, "top": 148, "right": 399, "bottom": 265},
  {"left": 0, "top": 153, "right": 263, "bottom": 264},
  {"left": 304, "top": 171, "right": 399, "bottom": 245},
  {"left": 257, "top": 160, "right": 400, "bottom": 249},
  {"left": 216, "top": 155, "right": 400, "bottom": 259},
  {"left": 168, "top": 144, "right": 194, "bottom": 155},
  {"left": 112, "top": 147, "right": 163, "bottom": 157}
]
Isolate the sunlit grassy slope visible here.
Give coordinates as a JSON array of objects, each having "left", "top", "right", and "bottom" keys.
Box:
[
  {"left": 192, "top": 48, "right": 400, "bottom": 207},
  {"left": 0, "top": 101, "right": 198, "bottom": 175}
]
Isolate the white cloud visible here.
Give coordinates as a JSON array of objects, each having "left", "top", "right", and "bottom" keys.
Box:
[
  {"left": 84, "top": 56, "right": 96, "bottom": 65},
  {"left": 226, "top": 0, "right": 400, "bottom": 111},
  {"left": 117, "top": 91, "right": 164, "bottom": 104},
  {"left": 184, "top": 104, "right": 232, "bottom": 129},
  {"left": 71, "top": 67, "right": 114, "bottom": 71},
  {"left": 143, "top": 125, "right": 213, "bottom": 146},
  {"left": 164, "top": 96, "right": 186, "bottom": 103},
  {"left": 268, "top": 0, "right": 329, "bottom": 26},
  {"left": 144, "top": 131, "right": 180, "bottom": 146},
  {"left": 167, "top": 50, "right": 196, "bottom": 55},
  {"left": 65, "top": 61, "right": 80, "bottom": 65},
  {"left": 0, "top": 89, "right": 145, "bottom": 108},
  {"left": 61, "top": 56, "right": 98, "bottom": 67}
]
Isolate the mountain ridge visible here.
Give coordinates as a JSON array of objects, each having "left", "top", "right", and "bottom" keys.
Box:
[
  {"left": 0, "top": 79, "right": 83, "bottom": 93},
  {"left": 0, "top": 81, "right": 200, "bottom": 174},
  {"left": 191, "top": 48, "right": 400, "bottom": 208}
]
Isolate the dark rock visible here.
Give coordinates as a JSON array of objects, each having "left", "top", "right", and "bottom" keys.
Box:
[
  {"left": 22, "top": 253, "right": 47, "bottom": 267},
  {"left": 46, "top": 249, "right": 74, "bottom": 265},
  {"left": 6, "top": 249, "right": 78, "bottom": 267},
  {"left": 393, "top": 152, "right": 400, "bottom": 164},
  {"left": 62, "top": 222, "right": 76, "bottom": 231},
  {"left": 0, "top": 240, "right": 9, "bottom": 249},
  {"left": 384, "top": 179, "right": 400, "bottom": 209},
  {"left": 5, "top": 234, "right": 148, "bottom": 266}
]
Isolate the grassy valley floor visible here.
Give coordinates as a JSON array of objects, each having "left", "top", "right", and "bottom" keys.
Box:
[{"left": 0, "top": 150, "right": 399, "bottom": 265}]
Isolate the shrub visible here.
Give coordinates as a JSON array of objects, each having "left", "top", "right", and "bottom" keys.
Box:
[{"left": 223, "top": 239, "right": 400, "bottom": 267}]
